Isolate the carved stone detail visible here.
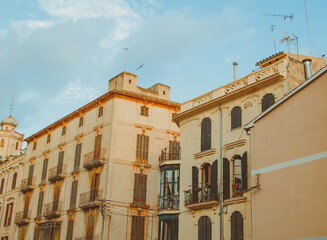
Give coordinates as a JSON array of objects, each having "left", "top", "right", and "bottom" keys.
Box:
[
  {"left": 224, "top": 79, "right": 248, "bottom": 94},
  {"left": 192, "top": 94, "right": 213, "bottom": 107},
  {"left": 255, "top": 66, "right": 278, "bottom": 81}
]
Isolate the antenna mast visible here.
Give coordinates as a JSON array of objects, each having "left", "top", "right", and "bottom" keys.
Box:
[
  {"left": 304, "top": 0, "right": 312, "bottom": 56},
  {"left": 271, "top": 25, "right": 277, "bottom": 53},
  {"left": 9, "top": 93, "right": 14, "bottom": 116}
]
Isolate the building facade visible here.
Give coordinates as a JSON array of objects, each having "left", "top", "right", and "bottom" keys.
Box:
[
  {"left": 173, "top": 52, "right": 326, "bottom": 240},
  {"left": 245, "top": 66, "right": 327, "bottom": 240},
  {"left": 0, "top": 116, "right": 25, "bottom": 240},
  {"left": 16, "top": 72, "right": 180, "bottom": 240}
]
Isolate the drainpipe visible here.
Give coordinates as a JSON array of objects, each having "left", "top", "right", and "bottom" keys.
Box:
[
  {"left": 218, "top": 104, "right": 223, "bottom": 240},
  {"left": 246, "top": 129, "right": 253, "bottom": 240}
]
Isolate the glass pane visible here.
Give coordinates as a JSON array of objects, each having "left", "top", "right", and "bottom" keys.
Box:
[
  {"left": 166, "top": 170, "right": 172, "bottom": 182},
  {"left": 174, "top": 169, "right": 179, "bottom": 182},
  {"left": 161, "top": 171, "right": 164, "bottom": 183},
  {"left": 174, "top": 183, "right": 179, "bottom": 195},
  {"left": 160, "top": 183, "right": 164, "bottom": 197}
]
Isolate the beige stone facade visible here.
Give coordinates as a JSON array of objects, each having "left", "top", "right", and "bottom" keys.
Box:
[
  {"left": 0, "top": 116, "right": 25, "bottom": 239},
  {"left": 245, "top": 66, "right": 327, "bottom": 240},
  {"left": 174, "top": 52, "right": 326, "bottom": 240},
  {"left": 14, "top": 72, "right": 180, "bottom": 240}
]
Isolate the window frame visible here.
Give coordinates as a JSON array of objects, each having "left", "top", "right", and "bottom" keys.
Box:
[
  {"left": 159, "top": 165, "right": 180, "bottom": 210},
  {"left": 232, "top": 156, "right": 242, "bottom": 197},
  {"left": 140, "top": 106, "right": 149, "bottom": 117},
  {"left": 136, "top": 134, "right": 149, "bottom": 163}
]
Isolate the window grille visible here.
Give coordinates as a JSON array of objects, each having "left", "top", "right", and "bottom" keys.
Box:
[{"left": 94, "top": 135, "right": 102, "bottom": 160}]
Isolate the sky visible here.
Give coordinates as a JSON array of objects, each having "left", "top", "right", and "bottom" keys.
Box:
[{"left": 1, "top": 0, "right": 326, "bottom": 140}]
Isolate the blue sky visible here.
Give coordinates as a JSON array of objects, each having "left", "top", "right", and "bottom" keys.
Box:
[{"left": 1, "top": 0, "right": 326, "bottom": 139}]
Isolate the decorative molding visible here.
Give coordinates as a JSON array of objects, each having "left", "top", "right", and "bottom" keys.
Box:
[
  {"left": 255, "top": 65, "right": 278, "bottom": 81},
  {"left": 224, "top": 139, "right": 247, "bottom": 150},
  {"left": 43, "top": 149, "right": 50, "bottom": 157},
  {"left": 58, "top": 142, "right": 66, "bottom": 150},
  {"left": 75, "top": 133, "right": 84, "bottom": 142},
  {"left": 166, "top": 130, "right": 180, "bottom": 137},
  {"left": 224, "top": 78, "right": 248, "bottom": 94},
  {"left": 194, "top": 148, "right": 216, "bottom": 159},
  {"left": 94, "top": 124, "right": 104, "bottom": 134},
  {"left": 134, "top": 123, "right": 153, "bottom": 131},
  {"left": 224, "top": 196, "right": 247, "bottom": 206},
  {"left": 192, "top": 94, "right": 213, "bottom": 107}
]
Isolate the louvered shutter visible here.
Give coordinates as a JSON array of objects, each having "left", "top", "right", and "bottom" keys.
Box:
[
  {"left": 141, "top": 175, "right": 147, "bottom": 205},
  {"left": 192, "top": 166, "right": 199, "bottom": 203},
  {"left": 242, "top": 152, "right": 248, "bottom": 191},
  {"left": 66, "top": 219, "right": 74, "bottom": 240},
  {"left": 211, "top": 160, "right": 218, "bottom": 200},
  {"left": 23, "top": 195, "right": 29, "bottom": 218},
  {"left": 94, "top": 135, "right": 102, "bottom": 160},
  {"left": 41, "top": 159, "right": 48, "bottom": 181},
  {"left": 262, "top": 93, "right": 275, "bottom": 112},
  {"left": 231, "top": 107, "right": 242, "bottom": 129},
  {"left": 231, "top": 212, "right": 236, "bottom": 240},
  {"left": 86, "top": 215, "right": 95, "bottom": 239},
  {"left": 28, "top": 165, "right": 34, "bottom": 185},
  {"left": 74, "top": 143, "right": 82, "bottom": 169},
  {"left": 70, "top": 180, "right": 78, "bottom": 209},
  {"left": 201, "top": 120, "right": 205, "bottom": 151},
  {"left": 236, "top": 212, "right": 243, "bottom": 240},
  {"left": 53, "top": 186, "right": 60, "bottom": 211},
  {"left": 12, "top": 172, "right": 17, "bottom": 189},
  {"left": 58, "top": 151, "right": 64, "bottom": 174},
  {"left": 223, "top": 158, "right": 230, "bottom": 201},
  {"left": 37, "top": 191, "right": 44, "bottom": 217}
]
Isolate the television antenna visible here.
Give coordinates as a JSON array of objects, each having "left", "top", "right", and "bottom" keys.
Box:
[
  {"left": 271, "top": 25, "right": 277, "bottom": 53},
  {"left": 264, "top": 13, "right": 293, "bottom": 37},
  {"left": 136, "top": 63, "right": 144, "bottom": 71}
]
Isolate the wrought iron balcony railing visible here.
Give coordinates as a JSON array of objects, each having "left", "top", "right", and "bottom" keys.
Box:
[
  {"left": 48, "top": 165, "right": 66, "bottom": 182},
  {"left": 79, "top": 189, "right": 102, "bottom": 210},
  {"left": 184, "top": 184, "right": 219, "bottom": 210},
  {"left": 15, "top": 210, "right": 32, "bottom": 225},
  {"left": 159, "top": 195, "right": 179, "bottom": 210},
  {"left": 160, "top": 147, "right": 181, "bottom": 163},
  {"left": 83, "top": 149, "right": 106, "bottom": 170},
  {"left": 20, "top": 177, "right": 36, "bottom": 193},
  {"left": 43, "top": 200, "right": 62, "bottom": 219}
]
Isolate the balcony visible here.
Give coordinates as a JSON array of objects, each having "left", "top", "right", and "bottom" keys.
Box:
[
  {"left": 184, "top": 185, "right": 219, "bottom": 210},
  {"left": 15, "top": 210, "right": 32, "bottom": 225},
  {"left": 79, "top": 189, "right": 102, "bottom": 210},
  {"left": 159, "top": 195, "right": 179, "bottom": 211},
  {"left": 43, "top": 200, "right": 63, "bottom": 219},
  {"left": 83, "top": 149, "right": 106, "bottom": 170},
  {"left": 160, "top": 147, "right": 181, "bottom": 164},
  {"left": 20, "top": 177, "right": 36, "bottom": 193},
  {"left": 48, "top": 165, "right": 66, "bottom": 182}
]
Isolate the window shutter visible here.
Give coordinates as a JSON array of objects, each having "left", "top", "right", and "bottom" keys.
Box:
[
  {"left": 86, "top": 215, "right": 95, "bottom": 239},
  {"left": 143, "top": 135, "right": 149, "bottom": 162},
  {"left": 192, "top": 166, "right": 199, "bottom": 203},
  {"left": 261, "top": 93, "right": 275, "bottom": 112},
  {"left": 223, "top": 158, "right": 230, "bottom": 201},
  {"left": 231, "top": 212, "right": 236, "bottom": 240},
  {"left": 198, "top": 216, "right": 211, "bottom": 240},
  {"left": 37, "top": 191, "right": 44, "bottom": 217},
  {"left": 211, "top": 160, "right": 218, "bottom": 200},
  {"left": 201, "top": 118, "right": 211, "bottom": 151},
  {"left": 142, "top": 175, "right": 147, "bottom": 205},
  {"left": 12, "top": 172, "right": 17, "bottom": 189},
  {"left": 94, "top": 135, "right": 102, "bottom": 160},
  {"left": 231, "top": 211, "right": 243, "bottom": 240},
  {"left": 0, "top": 178, "right": 4, "bottom": 193},
  {"left": 242, "top": 152, "right": 248, "bottom": 191},
  {"left": 70, "top": 180, "right": 78, "bottom": 209},
  {"left": 23, "top": 195, "right": 30, "bottom": 214},
  {"left": 41, "top": 158, "right": 48, "bottom": 181},
  {"left": 58, "top": 151, "right": 64, "bottom": 174},
  {"left": 74, "top": 143, "right": 82, "bottom": 169},
  {"left": 231, "top": 107, "right": 242, "bottom": 129},
  {"left": 28, "top": 165, "right": 34, "bottom": 185},
  {"left": 66, "top": 219, "right": 74, "bottom": 240}
]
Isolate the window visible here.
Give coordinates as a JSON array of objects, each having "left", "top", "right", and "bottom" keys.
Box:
[
  {"left": 58, "top": 151, "right": 64, "bottom": 174},
  {"left": 41, "top": 159, "right": 48, "bottom": 182},
  {"left": 90, "top": 173, "right": 100, "bottom": 202},
  {"left": 98, "top": 106, "right": 103, "bottom": 117},
  {"left": 79, "top": 117, "right": 84, "bottom": 127},
  {"left": 34, "top": 222, "right": 61, "bottom": 240},
  {"left": 159, "top": 165, "right": 179, "bottom": 210},
  {"left": 198, "top": 216, "right": 211, "bottom": 240},
  {"left": 12, "top": 172, "right": 17, "bottom": 189},
  {"left": 231, "top": 211, "right": 244, "bottom": 240},
  {"left": 261, "top": 93, "right": 275, "bottom": 112},
  {"left": 159, "top": 215, "right": 178, "bottom": 240},
  {"left": 23, "top": 195, "right": 30, "bottom": 219},
  {"left": 1, "top": 139, "right": 4, "bottom": 148},
  {"left": 46, "top": 134, "right": 51, "bottom": 144},
  {"left": 66, "top": 219, "right": 74, "bottom": 240},
  {"left": 140, "top": 106, "right": 149, "bottom": 116},
  {"left": 94, "top": 135, "right": 102, "bottom": 160},
  {"left": 201, "top": 118, "right": 211, "bottom": 151},
  {"left": 232, "top": 152, "right": 247, "bottom": 197},
  {"left": 69, "top": 180, "right": 78, "bottom": 209},
  {"left": 136, "top": 134, "right": 149, "bottom": 163},
  {"left": 73, "top": 143, "right": 82, "bottom": 171},
  {"left": 16, "top": 142, "right": 19, "bottom": 150},
  {"left": 0, "top": 178, "right": 5, "bottom": 194},
  {"left": 62, "top": 126, "right": 66, "bottom": 136},
  {"left": 4, "top": 202, "right": 14, "bottom": 226},
  {"left": 201, "top": 164, "right": 211, "bottom": 200},
  {"left": 133, "top": 174, "right": 147, "bottom": 205},
  {"left": 27, "top": 165, "right": 34, "bottom": 186},
  {"left": 33, "top": 142, "right": 37, "bottom": 150},
  {"left": 86, "top": 215, "right": 95, "bottom": 240},
  {"left": 37, "top": 191, "right": 44, "bottom": 217},
  {"left": 231, "top": 106, "right": 242, "bottom": 129},
  {"left": 131, "top": 216, "right": 145, "bottom": 240},
  {"left": 223, "top": 158, "right": 230, "bottom": 201},
  {"left": 168, "top": 141, "right": 180, "bottom": 160}
]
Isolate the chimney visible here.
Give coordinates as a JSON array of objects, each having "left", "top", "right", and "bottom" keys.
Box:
[
  {"left": 302, "top": 59, "right": 312, "bottom": 80},
  {"left": 233, "top": 61, "right": 238, "bottom": 81}
]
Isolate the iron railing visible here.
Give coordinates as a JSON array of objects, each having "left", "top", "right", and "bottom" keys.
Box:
[
  {"left": 15, "top": 210, "right": 31, "bottom": 225},
  {"left": 159, "top": 195, "right": 179, "bottom": 210},
  {"left": 79, "top": 189, "right": 102, "bottom": 209},
  {"left": 83, "top": 149, "right": 106, "bottom": 169},
  {"left": 20, "top": 177, "right": 36, "bottom": 192},
  {"left": 160, "top": 147, "right": 181, "bottom": 163},
  {"left": 184, "top": 184, "right": 218, "bottom": 206},
  {"left": 48, "top": 165, "right": 66, "bottom": 182},
  {"left": 43, "top": 200, "right": 62, "bottom": 218}
]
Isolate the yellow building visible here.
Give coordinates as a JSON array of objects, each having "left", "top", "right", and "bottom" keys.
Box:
[
  {"left": 0, "top": 116, "right": 25, "bottom": 240},
  {"left": 15, "top": 72, "right": 180, "bottom": 240},
  {"left": 173, "top": 52, "right": 325, "bottom": 240}
]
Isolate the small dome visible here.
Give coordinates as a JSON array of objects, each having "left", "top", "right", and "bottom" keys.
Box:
[{"left": 1, "top": 116, "right": 18, "bottom": 127}]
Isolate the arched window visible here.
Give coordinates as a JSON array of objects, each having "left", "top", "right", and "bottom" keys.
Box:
[
  {"left": 0, "top": 139, "right": 4, "bottom": 148},
  {"left": 198, "top": 216, "right": 211, "bottom": 240},
  {"left": 232, "top": 152, "right": 248, "bottom": 197},
  {"left": 231, "top": 106, "right": 242, "bottom": 129},
  {"left": 231, "top": 211, "right": 243, "bottom": 240},
  {"left": 201, "top": 118, "right": 211, "bottom": 151},
  {"left": 15, "top": 142, "right": 19, "bottom": 150},
  {"left": 261, "top": 93, "right": 275, "bottom": 112}
]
